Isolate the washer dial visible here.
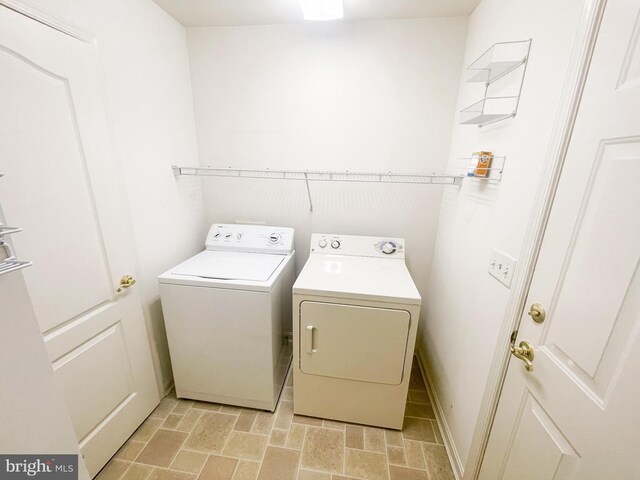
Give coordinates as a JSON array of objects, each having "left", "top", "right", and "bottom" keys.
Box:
[
  {"left": 381, "top": 241, "right": 397, "bottom": 255},
  {"left": 331, "top": 240, "right": 341, "bottom": 249},
  {"left": 269, "top": 233, "right": 281, "bottom": 244},
  {"left": 318, "top": 239, "right": 327, "bottom": 248}
]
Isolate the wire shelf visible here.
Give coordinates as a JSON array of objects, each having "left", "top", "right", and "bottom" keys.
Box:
[
  {"left": 172, "top": 166, "right": 464, "bottom": 186},
  {"left": 460, "top": 39, "right": 532, "bottom": 127},
  {"left": 0, "top": 258, "right": 32, "bottom": 275},
  {"left": 0, "top": 225, "right": 23, "bottom": 236},
  {"left": 456, "top": 155, "right": 506, "bottom": 183}
]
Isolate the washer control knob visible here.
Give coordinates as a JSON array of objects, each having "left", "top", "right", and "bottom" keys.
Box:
[
  {"left": 331, "top": 240, "right": 341, "bottom": 249},
  {"left": 214, "top": 232, "right": 222, "bottom": 238},
  {"left": 237, "top": 233, "right": 243, "bottom": 240},
  {"left": 269, "top": 233, "right": 281, "bottom": 244},
  {"left": 225, "top": 233, "right": 232, "bottom": 239},
  {"left": 318, "top": 239, "right": 327, "bottom": 248},
  {"left": 381, "top": 241, "right": 397, "bottom": 255}
]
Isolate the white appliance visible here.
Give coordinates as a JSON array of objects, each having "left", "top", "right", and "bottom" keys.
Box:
[
  {"left": 293, "top": 233, "right": 421, "bottom": 429},
  {"left": 159, "top": 224, "right": 295, "bottom": 411}
]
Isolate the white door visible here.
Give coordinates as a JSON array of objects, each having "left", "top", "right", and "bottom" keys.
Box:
[
  {"left": 0, "top": 6, "right": 159, "bottom": 476},
  {"left": 480, "top": 0, "right": 640, "bottom": 478}
]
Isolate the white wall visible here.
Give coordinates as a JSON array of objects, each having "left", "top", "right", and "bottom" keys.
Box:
[
  {"left": 187, "top": 17, "right": 468, "bottom": 329},
  {"left": 0, "top": 273, "right": 89, "bottom": 479},
  {"left": 419, "top": 0, "right": 586, "bottom": 474},
  {"left": 28, "top": 0, "right": 205, "bottom": 391}
]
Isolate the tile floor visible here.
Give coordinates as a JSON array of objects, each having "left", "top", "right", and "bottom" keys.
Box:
[{"left": 99, "top": 358, "right": 455, "bottom": 480}]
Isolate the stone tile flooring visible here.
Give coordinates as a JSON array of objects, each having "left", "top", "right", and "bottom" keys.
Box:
[{"left": 98, "top": 358, "right": 455, "bottom": 480}]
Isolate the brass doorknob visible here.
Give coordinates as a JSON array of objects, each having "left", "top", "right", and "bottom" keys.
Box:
[
  {"left": 510, "top": 340, "right": 535, "bottom": 372},
  {"left": 528, "top": 303, "right": 545, "bottom": 323},
  {"left": 116, "top": 274, "right": 136, "bottom": 293}
]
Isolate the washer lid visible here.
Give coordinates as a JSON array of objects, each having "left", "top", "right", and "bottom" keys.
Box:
[{"left": 171, "top": 250, "right": 285, "bottom": 282}]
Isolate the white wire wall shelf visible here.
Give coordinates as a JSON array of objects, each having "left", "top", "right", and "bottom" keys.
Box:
[
  {"left": 172, "top": 165, "right": 465, "bottom": 212},
  {"left": 457, "top": 155, "right": 506, "bottom": 184},
  {"left": 0, "top": 258, "right": 32, "bottom": 275},
  {"left": 0, "top": 174, "right": 32, "bottom": 276},
  {"left": 0, "top": 225, "right": 23, "bottom": 236},
  {"left": 461, "top": 39, "right": 532, "bottom": 127}
]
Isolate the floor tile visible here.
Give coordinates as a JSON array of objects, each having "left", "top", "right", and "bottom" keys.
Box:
[
  {"left": 257, "top": 447, "right": 300, "bottom": 480},
  {"left": 121, "top": 464, "right": 153, "bottom": 480},
  {"left": 292, "top": 415, "right": 323, "bottom": 427},
  {"left": 232, "top": 461, "right": 260, "bottom": 480},
  {"left": 274, "top": 401, "right": 294, "bottom": 430},
  {"left": 252, "top": 412, "right": 275, "bottom": 435},
  {"left": 404, "top": 403, "right": 434, "bottom": 420},
  {"left": 407, "top": 391, "right": 429, "bottom": 405},
  {"left": 322, "top": 420, "right": 345, "bottom": 431},
  {"left": 421, "top": 445, "right": 454, "bottom": 480},
  {"left": 132, "top": 418, "right": 163, "bottom": 443},
  {"left": 344, "top": 449, "right": 388, "bottom": 480},
  {"left": 282, "top": 387, "right": 293, "bottom": 402},
  {"left": 173, "top": 400, "right": 194, "bottom": 415},
  {"left": 162, "top": 414, "right": 184, "bottom": 430},
  {"left": 269, "top": 429, "right": 287, "bottom": 447},
  {"left": 151, "top": 398, "right": 179, "bottom": 420},
  {"left": 388, "top": 466, "right": 428, "bottom": 480},
  {"left": 297, "top": 471, "right": 331, "bottom": 480},
  {"left": 184, "top": 412, "right": 236, "bottom": 453},
  {"left": 97, "top": 459, "right": 130, "bottom": 480},
  {"left": 100, "top": 357, "right": 454, "bottom": 480},
  {"left": 147, "top": 469, "right": 196, "bottom": 480},
  {"left": 198, "top": 455, "right": 238, "bottom": 480},
  {"left": 404, "top": 441, "right": 425, "bottom": 470},
  {"left": 170, "top": 450, "right": 208, "bottom": 474},
  {"left": 234, "top": 411, "right": 257, "bottom": 432},
  {"left": 300, "top": 427, "right": 344, "bottom": 474},
  {"left": 115, "top": 440, "right": 146, "bottom": 461},
  {"left": 345, "top": 426, "right": 364, "bottom": 450},
  {"left": 386, "top": 446, "right": 407, "bottom": 466},
  {"left": 401, "top": 417, "right": 436, "bottom": 443},
  {"left": 220, "top": 405, "right": 243, "bottom": 415},
  {"left": 190, "top": 401, "right": 221, "bottom": 412},
  {"left": 384, "top": 430, "right": 404, "bottom": 448},
  {"left": 364, "top": 427, "right": 385, "bottom": 453},
  {"left": 177, "top": 410, "right": 203, "bottom": 433},
  {"left": 286, "top": 424, "right": 305, "bottom": 449},
  {"left": 222, "top": 431, "right": 269, "bottom": 461},
  {"left": 432, "top": 421, "right": 444, "bottom": 445},
  {"left": 136, "top": 429, "right": 188, "bottom": 467}
]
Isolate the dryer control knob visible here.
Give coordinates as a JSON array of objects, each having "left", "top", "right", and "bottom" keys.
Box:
[
  {"left": 381, "top": 241, "right": 397, "bottom": 255},
  {"left": 318, "top": 239, "right": 327, "bottom": 248},
  {"left": 269, "top": 233, "right": 281, "bottom": 244},
  {"left": 331, "top": 240, "right": 341, "bottom": 249}
]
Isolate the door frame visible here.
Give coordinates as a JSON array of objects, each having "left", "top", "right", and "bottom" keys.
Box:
[
  {"left": 462, "top": 0, "right": 608, "bottom": 478},
  {"left": 0, "top": 0, "right": 165, "bottom": 398}
]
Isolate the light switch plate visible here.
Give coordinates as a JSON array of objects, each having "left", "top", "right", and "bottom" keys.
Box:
[{"left": 489, "top": 249, "right": 517, "bottom": 288}]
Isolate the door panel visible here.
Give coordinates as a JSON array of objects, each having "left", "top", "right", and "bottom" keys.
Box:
[
  {"left": 53, "top": 322, "right": 133, "bottom": 440},
  {"left": 0, "top": 45, "right": 112, "bottom": 334},
  {"left": 501, "top": 392, "right": 579, "bottom": 480},
  {"left": 481, "top": 0, "right": 640, "bottom": 478},
  {"left": 299, "top": 301, "right": 410, "bottom": 385},
  {"left": 0, "top": 6, "right": 159, "bottom": 476}
]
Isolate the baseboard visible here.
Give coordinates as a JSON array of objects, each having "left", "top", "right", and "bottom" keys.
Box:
[{"left": 415, "top": 349, "right": 464, "bottom": 480}]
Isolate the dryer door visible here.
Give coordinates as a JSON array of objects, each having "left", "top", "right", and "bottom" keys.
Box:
[{"left": 299, "top": 301, "right": 410, "bottom": 385}]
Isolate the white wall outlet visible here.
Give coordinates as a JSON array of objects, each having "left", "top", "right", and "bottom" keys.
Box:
[{"left": 488, "top": 249, "right": 517, "bottom": 288}]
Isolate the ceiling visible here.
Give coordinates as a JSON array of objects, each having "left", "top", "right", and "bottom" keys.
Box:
[{"left": 151, "top": 0, "right": 480, "bottom": 27}]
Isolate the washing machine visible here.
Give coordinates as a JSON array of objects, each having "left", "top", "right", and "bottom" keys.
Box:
[
  {"left": 293, "top": 233, "right": 421, "bottom": 429},
  {"left": 159, "top": 224, "right": 295, "bottom": 411}
]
